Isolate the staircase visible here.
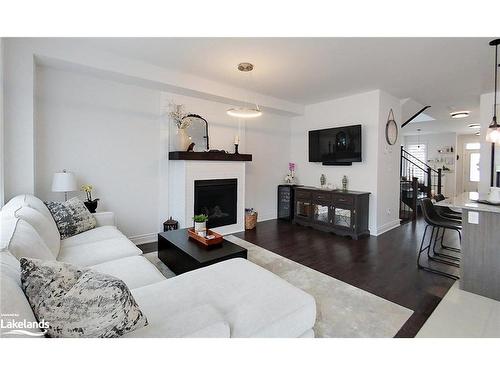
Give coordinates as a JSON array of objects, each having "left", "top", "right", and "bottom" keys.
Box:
[{"left": 400, "top": 146, "right": 442, "bottom": 222}]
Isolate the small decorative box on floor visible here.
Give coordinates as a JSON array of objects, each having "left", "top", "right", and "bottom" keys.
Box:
[{"left": 187, "top": 228, "right": 223, "bottom": 247}]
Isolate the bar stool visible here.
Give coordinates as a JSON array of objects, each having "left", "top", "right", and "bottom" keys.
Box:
[
  {"left": 434, "top": 194, "right": 462, "bottom": 252},
  {"left": 417, "top": 198, "right": 461, "bottom": 280},
  {"left": 423, "top": 197, "right": 462, "bottom": 259}
]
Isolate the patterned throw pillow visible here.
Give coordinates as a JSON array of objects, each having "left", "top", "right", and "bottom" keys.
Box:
[
  {"left": 45, "top": 197, "right": 97, "bottom": 239},
  {"left": 20, "top": 258, "right": 148, "bottom": 338}
]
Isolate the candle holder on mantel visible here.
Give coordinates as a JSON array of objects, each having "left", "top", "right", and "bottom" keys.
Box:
[{"left": 234, "top": 143, "right": 239, "bottom": 154}]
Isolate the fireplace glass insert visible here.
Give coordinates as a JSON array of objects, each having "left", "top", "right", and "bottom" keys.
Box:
[{"left": 194, "top": 179, "right": 237, "bottom": 228}]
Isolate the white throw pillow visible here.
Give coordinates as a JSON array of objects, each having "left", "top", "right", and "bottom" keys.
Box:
[
  {"left": 7, "top": 219, "right": 56, "bottom": 261},
  {"left": 15, "top": 206, "right": 61, "bottom": 258},
  {"left": 20, "top": 257, "right": 148, "bottom": 338}
]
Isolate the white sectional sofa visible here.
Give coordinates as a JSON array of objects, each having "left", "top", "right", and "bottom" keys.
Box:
[{"left": 0, "top": 194, "right": 316, "bottom": 338}]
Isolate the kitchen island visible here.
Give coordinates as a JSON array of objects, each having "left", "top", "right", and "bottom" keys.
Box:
[{"left": 438, "top": 192, "right": 500, "bottom": 301}]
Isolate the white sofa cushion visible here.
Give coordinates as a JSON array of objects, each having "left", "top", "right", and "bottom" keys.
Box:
[
  {"left": 58, "top": 236, "right": 142, "bottom": 267},
  {"left": 124, "top": 304, "right": 230, "bottom": 338},
  {"left": 15, "top": 206, "right": 61, "bottom": 258},
  {"left": 1, "top": 194, "right": 26, "bottom": 216},
  {"left": 90, "top": 256, "right": 165, "bottom": 290},
  {"left": 6, "top": 219, "right": 56, "bottom": 261},
  {"left": 131, "top": 258, "right": 316, "bottom": 338},
  {"left": 0, "top": 251, "right": 44, "bottom": 338},
  {"left": 60, "top": 225, "right": 123, "bottom": 248},
  {"left": 24, "top": 194, "right": 54, "bottom": 219}
]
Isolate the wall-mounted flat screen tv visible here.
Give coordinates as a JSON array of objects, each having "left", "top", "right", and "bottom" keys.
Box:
[{"left": 309, "top": 124, "right": 362, "bottom": 165}]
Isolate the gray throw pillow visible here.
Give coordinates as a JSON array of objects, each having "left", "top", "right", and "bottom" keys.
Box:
[
  {"left": 20, "top": 258, "right": 148, "bottom": 338},
  {"left": 45, "top": 197, "right": 97, "bottom": 239}
]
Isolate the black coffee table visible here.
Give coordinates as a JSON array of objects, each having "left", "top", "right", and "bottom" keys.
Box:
[{"left": 158, "top": 228, "right": 248, "bottom": 274}]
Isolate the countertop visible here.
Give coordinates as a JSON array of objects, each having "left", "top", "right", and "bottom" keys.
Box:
[{"left": 436, "top": 192, "right": 500, "bottom": 213}]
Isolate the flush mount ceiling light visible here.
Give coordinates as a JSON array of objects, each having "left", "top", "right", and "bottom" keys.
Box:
[
  {"left": 450, "top": 110, "right": 470, "bottom": 119},
  {"left": 227, "top": 107, "right": 262, "bottom": 118},
  {"left": 468, "top": 123, "right": 481, "bottom": 129},
  {"left": 486, "top": 39, "right": 500, "bottom": 145},
  {"left": 226, "top": 62, "right": 262, "bottom": 119}
]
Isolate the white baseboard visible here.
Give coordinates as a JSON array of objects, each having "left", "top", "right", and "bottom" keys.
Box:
[
  {"left": 375, "top": 219, "right": 400, "bottom": 236},
  {"left": 128, "top": 232, "right": 157, "bottom": 245},
  {"left": 256, "top": 210, "right": 277, "bottom": 222}
]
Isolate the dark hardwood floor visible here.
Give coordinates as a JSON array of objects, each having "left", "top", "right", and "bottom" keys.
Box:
[
  {"left": 139, "top": 217, "right": 457, "bottom": 338},
  {"left": 232, "top": 218, "right": 457, "bottom": 338}
]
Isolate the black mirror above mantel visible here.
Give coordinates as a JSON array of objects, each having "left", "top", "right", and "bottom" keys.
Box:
[{"left": 169, "top": 151, "right": 252, "bottom": 162}]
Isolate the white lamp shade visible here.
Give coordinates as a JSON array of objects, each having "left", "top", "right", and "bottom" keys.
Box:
[
  {"left": 486, "top": 126, "right": 500, "bottom": 144},
  {"left": 51, "top": 171, "right": 77, "bottom": 192}
]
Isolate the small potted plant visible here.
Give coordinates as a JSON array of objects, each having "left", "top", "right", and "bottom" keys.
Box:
[
  {"left": 193, "top": 214, "right": 209, "bottom": 234},
  {"left": 81, "top": 184, "right": 99, "bottom": 213}
]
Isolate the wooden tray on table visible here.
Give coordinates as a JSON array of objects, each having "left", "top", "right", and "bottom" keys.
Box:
[{"left": 187, "top": 228, "right": 223, "bottom": 247}]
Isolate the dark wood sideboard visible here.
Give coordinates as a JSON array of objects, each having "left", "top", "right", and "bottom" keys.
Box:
[{"left": 293, "top": 186, "right": 370, "bottom": 239}]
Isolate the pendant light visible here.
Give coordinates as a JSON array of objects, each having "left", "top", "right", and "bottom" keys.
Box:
[
  {"left": 486, "top": 39, "right": 500, "bottom": 144},
  {"left": 227, "top": 62, "right": 262, "bottom": 119}
]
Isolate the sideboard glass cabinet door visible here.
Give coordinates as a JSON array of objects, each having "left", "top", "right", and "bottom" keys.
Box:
[
  {"left": 313, "top": 203, "right": 330, "bottom": 224},
  {"left": 296, "top": 200, "right": 312, "bottom": 219},
  {"left": 332, "top": 207, "right": 353, "bottom": 228}
]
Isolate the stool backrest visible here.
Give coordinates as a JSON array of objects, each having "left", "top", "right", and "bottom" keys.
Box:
[
  {"left": 420, "top": 198, "right": 442, "bottom": 226},
  {"left": 435, "top": 194, "right": 446, "bottom": 202}
]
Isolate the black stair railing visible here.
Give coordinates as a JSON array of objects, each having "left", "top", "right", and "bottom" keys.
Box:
[{"left": 400, "top": 146, "right": 442, "bottom": 221}]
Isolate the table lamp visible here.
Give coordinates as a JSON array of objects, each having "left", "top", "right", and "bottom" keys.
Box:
[{"left": 51, "top": 170, "right": 77, "bottom": 201}]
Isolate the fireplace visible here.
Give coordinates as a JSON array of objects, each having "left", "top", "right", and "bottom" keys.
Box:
[{"left": 194, "top": 179, "right": 237, "bottom": 229}]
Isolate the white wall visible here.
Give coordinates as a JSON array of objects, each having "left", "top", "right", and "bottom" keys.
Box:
[
  {"left": 35, "top": 66, "right": 162, "bottom": 239},
  {"left": 404, "top": 132, "right": 457, "bottom": 197},
  {"left": 3, "top": 39, "right": 35, "bottom": 198},
  {"left": 377, "top": 91, "right": 402, "bottom": 234},
  {"left": 245, "top": 113, "right": 291, "bottom": 221},
  {"left": 290, "top": 90, "right": 399, "bottom": 235}
]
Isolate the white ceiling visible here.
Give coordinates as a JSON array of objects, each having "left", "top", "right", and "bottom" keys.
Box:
[{"left": 77, "top": 37, "right": 496, "bottom": 135}]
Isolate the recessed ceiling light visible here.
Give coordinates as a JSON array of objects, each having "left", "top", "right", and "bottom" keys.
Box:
[
  {"left": 468, "top": 123, "right": 481, "bottom": 129},
  {"left": 450, "top": 111, "right": 470, "bottom": 119}
]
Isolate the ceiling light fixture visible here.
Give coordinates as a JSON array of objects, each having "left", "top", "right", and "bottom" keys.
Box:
[
  {"left": 486, "top": 39, "right": 500, "bottom": 144},
  {"left": 226, "top": 63, "right": 262, "bottom": 119},
  {"left": 468, "top": 123, "right": 481, "bottom": 129},
  {"left": 475, "top": 131, "right": 481, "bottom": 136},
  {"left": 450, "top": 111, "right": 470, "bottom": 119}
]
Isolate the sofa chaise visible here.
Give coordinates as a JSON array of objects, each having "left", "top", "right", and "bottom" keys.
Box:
[{"left": 0, "top": 194, "right": 316, "bottom": 338}]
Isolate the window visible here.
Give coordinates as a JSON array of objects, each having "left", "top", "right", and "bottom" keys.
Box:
[
  {"left": 465, "top": 142, "right": 481, "bottom": 150},
  {"left": 469, "top": 152, "right": 480, "bottom": 182},
  {"left": 406, "top": 143, "right": 427, "bottom": 182}
]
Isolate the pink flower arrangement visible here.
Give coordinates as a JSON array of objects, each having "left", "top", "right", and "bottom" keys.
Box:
[{"left": 289, "top": 162, "right": 295, "bottom": 172}]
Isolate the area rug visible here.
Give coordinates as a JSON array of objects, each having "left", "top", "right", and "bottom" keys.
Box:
[{"left": 143, "top": 236, "right": 413, "bottom": 338}]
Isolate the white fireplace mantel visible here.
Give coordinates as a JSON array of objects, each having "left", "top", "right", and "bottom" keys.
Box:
[{"left": 168, "top": 160, "right": 246, "bottom": 234}]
